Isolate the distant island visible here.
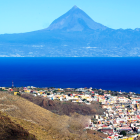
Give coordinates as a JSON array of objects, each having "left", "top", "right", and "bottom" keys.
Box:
[{"left": 0, "top": 5, "right": 140, "bottom": 57}]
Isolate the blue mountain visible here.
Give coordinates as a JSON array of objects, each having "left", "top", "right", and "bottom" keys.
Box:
[
  {"left": 0, "top": 6, "right": 140, "bottom": 57},
  {"left": 47, "top": 5, "right": 107, "bottom": 31}
]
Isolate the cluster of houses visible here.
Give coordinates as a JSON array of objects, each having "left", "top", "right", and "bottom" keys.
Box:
[
  {"left": 22, "top": 86, "right": 94, "bottom": 104},
  {"left": 86, "top": 93, "right": 140, "bottom": 140},
  {"left": 1, "top": 86, "right": 140, "bottom": 140}
]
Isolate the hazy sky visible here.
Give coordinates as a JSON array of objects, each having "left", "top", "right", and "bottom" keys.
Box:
[{"left": 0, "top": 0, "right": 140, "bottom": 34}]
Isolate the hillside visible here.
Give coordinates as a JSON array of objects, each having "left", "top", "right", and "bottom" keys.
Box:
[
  {"left": 136, "top": 136, "right": 140, "bottom": 140},
  {"left": 0, "top": 111, "right": 36, "bottom": 140},
  {"left": 0, "top": 91, "right": 107, "bottom": 140},
  {"left": 21, "top": 93, "right": 105, "bottom": 116}
]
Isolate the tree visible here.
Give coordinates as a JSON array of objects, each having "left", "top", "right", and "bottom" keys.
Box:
[
  {"left": 120, "top": 131, "right": 126, "bottom": 136},
  {"left": 82, "top": 99, "right": 86, "bottom": 102},
  {"left": 128, "top": 95, "right": 131, "bottom": 100}
]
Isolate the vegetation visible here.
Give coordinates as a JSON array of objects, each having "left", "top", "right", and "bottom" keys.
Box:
[
  {"left": 21, "top": 93, "right": 105, "bottom": 116},
  {"left": 120, "top": 131, "right": 126, "bottom": 136}
]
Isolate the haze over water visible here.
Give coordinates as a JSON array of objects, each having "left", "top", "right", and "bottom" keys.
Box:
[{"left": 0, "top": 57, "right": 140, "bottom": 93}]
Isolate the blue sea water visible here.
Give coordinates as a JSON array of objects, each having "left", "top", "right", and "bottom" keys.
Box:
[{"left": 0, "top": 57, "right": 140, "bottom": 93}]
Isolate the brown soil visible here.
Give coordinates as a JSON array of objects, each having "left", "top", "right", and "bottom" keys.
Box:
[
  {"left": 21, "top": 93, "right": 105, "bottom": 116},
  {"left": 0, "top": 111, "right": 36, "bottom": 140}
]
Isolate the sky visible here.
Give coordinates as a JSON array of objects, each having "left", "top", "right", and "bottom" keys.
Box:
[{"left": 0, "top": 0, "right": 140, "bottom": 34}]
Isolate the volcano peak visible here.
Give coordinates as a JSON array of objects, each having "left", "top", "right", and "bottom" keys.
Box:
[
  {"left": 47, "top": 6, "right": 108, "bottom": 31},
  {"left": 72, "top": 5, "right": 78, "bottom": 9}
]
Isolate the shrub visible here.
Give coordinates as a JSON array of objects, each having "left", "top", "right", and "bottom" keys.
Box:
[{"left": 120, "top": 131, "right": 126, "bottom": 136}]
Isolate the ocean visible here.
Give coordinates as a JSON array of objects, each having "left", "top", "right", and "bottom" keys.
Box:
[{"left": 0, "top": 57, "right": 140, "bottom": 93}]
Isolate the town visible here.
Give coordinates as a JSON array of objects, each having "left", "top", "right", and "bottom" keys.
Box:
[{"left": 1, "top": 86, "right": 140, "bottom": 140}]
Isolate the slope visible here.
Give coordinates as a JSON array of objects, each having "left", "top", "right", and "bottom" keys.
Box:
[
  {"left": 21, "top": 93, "right": 105, "bottom": 116},
  {"left": 0, "top": 91, "right": 107, "bottom": 140},
  {"left": 0, "top": 111, "right": 36, "bottom": 140}
]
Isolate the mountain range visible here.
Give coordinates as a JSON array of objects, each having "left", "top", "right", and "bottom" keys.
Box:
[{"left": 0, "top": 6, "right": 140, "bottom": 57}]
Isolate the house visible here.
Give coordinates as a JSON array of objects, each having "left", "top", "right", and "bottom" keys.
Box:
[
  {"left": 9, "top": 88, "right": 13, "bottom": 92},
  {"left": 100, "top": 127, "right": 114, "bottom": 135},
  {"left": 14, "top": 92, "right": 18, "bottom": 95},
  {"left": 118, "top": 127, "right": 132, "bottom": 132}
]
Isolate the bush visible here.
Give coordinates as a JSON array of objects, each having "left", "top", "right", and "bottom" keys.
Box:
[{"left": 120, "top": 131, "right": 126, "bottom": 136}]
